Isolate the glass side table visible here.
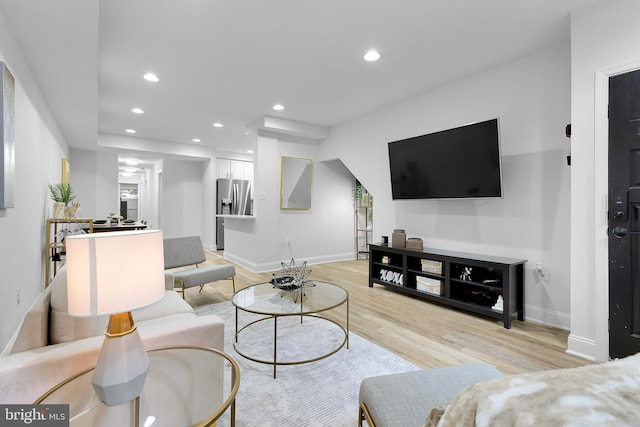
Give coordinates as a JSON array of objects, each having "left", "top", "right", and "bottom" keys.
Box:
[{"left": 35, "top": 346, "right": 240, "bottom": 427}]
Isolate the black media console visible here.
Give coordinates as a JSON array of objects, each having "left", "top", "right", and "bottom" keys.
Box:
[{"left": 369, "top": 244, "right": 526, "bottom": 328}]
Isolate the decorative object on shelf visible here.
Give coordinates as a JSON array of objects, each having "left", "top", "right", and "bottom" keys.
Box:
[
  {"left": 492, "top": 295, "right": 504, "bottom": 312},
  {"left": 108, "top": 213, "right": 124, "bottom": 225},
  {"left": 381, "top": 235, "right": 388, "bottom": 246},
  {"left": 0, "top": 62, "right": 15, "bottom": 209},
  {"left": 270, "top": 258, "right": 314, "bottom": 302},
  {"left": 270, "top": 275, "right": 297, "bottom": 290},
  {"left": 65, "top": 230, "right": 165, "bottom": 406},
  {"left": 48, "top": 183, "right": 77, "bottom": 218},
  {"left": 379, "top": 269, "right": 403, "bottom": 285},
  {"left": 381, "top": 255, "right": 390, "bottom": 264},
  {"left": 52, "top": 202, "right": 65, "bottom": 218},
  {"left": 461, "top": 289, "right": 499, "bottom": 307},
  {"left": 460, "top": 267, "right": 473, "bottom": 281},
  {"left": 354, "top": 179, "right": 363, "bottom": 204},
  {"left": 391, "top": 229, "right": 406, "bottom": 248},
  {"left": 406, "top": 237, "right": 423, "bottom": 250},
  {"left": 65, "top": 202, "right": 80, "bottom": 218}
]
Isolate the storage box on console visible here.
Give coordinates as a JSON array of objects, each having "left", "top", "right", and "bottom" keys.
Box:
[
  {"left": 391, "top": 229, "right": 406, "bottom": 248},
  {"left": 406, "top": 237, "right": 423, "bottom": 250},
  {"left": 416, "top": 276, "right": 442, "bottom": 295},
  {"left": 421, "top": 259, "right": 442, "bottom": 275}
]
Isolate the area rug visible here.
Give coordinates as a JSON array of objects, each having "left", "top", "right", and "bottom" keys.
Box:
[{"left": 195, "top": 301, "right": 421, "bottom": 427}]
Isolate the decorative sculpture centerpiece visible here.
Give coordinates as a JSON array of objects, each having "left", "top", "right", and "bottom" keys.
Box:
[{"left": 270, "top": 258, "right": 314, "bottom": 302}]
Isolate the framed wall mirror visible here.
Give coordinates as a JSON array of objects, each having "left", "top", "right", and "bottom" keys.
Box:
[
  {"left": 1, "top": 62, "right": 15, "bottom": 208},
  {"left": 280, "top": 156, "right": 312, "bottom": 210}
]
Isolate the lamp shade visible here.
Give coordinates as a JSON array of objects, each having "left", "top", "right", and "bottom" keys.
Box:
[{"left": 66, "top": 230, "right": 165, "bottom": 317}]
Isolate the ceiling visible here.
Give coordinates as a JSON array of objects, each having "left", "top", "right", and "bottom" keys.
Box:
[{"left": 0, "top": 0, "right": 597, "bottom": 173}]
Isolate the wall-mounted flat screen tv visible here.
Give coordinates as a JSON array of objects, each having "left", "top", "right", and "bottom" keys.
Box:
[{"left": 388, "top": 118, "right": 502, "bottom": 200}]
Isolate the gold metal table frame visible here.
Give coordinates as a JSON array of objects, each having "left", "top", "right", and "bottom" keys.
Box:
[{"left": 35, "top": 345, "right": 240, "bottom": 427}]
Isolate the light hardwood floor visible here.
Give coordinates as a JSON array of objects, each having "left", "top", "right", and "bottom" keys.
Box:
[{"left": 185, "top": 252, "right": 590, "bottom": 375}]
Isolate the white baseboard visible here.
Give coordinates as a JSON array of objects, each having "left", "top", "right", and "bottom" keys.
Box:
[
  {"left": 523, "top": 304, "right": 570, "bottom": 330},
  {"left": 566, "top": 334, "right": 599, "bottom": 362},
  {"left": 222, "top": 252, "right": 356, "bottom": 273}
]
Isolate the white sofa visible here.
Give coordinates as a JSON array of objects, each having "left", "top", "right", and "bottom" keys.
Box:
[{"left": 0, "top": 267, "right": 225, "bottom": 404}]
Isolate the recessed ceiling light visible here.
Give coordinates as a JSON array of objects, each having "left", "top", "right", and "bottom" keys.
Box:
[
  {"left": 125, "top": 159, "right": 140, "bottom": 166},
  {"left": 273, "top": 104, "right": 285, "bottom": 111},
  {"left": 131, "top": 107, "right": 144, "bottom": 114},
  {"left": 143, "top": 73, "right": 159, "bottom": 82},
  {"left": 213, "top": 122, "right": 224, "bottom": 128},
  {"left": 122, "top": 172, "right": 133, "bottom": 177},
  {"left": 125, "top": 129, "right": 136, "bottom": 134},
  {"left": 363, "top": 50, "right": 381, "bottom": 62},
  {"left": 124, "top": 167, "right": 137, "bottom": 173},
  {"left": 192, "top": 138, "right": 201, "bottom": 142},
  {"left": 247, "top": 150, "right": 254, "bottom": 154}
]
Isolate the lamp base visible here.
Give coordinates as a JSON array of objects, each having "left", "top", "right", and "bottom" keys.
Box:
[{"left": 92, "top": 312, "right": 149, "bottom": 406}]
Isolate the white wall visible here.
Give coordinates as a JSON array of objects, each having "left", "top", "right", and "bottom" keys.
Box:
[
  {"left": 161, "top": 158, "right": 205, "bottom": 239},
  {"left": 146, "top": 160, "right": 163, "bottom": 230},
  {"left": 201, "top": 158, "right": 216, "bottom": 249},
  {"left": 223, "top": 133, "right": 279, "bottom": 269},
  {"left": 0, "top": 7, "right": 69, "bottom": 353},
  {"left": 96, "top": 152, "right": 118, "bottom": 217},
  {"left": 69, "top": 149, "right": 119, "bottom": 219},
  {"left": 320, "top": 43, "right": 572, "bottom": 328},
  {"left": 569, "top": 0, "right": 640, "bottom": 362},
  {"left": 69, "top": 149, "right": 98, "bottom": 218},
  {"left": 224, "top": 131, "right": 354, "bottom": 272}
]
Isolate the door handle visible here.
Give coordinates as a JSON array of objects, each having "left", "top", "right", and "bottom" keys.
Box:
[{"left": 611, "top": 226, "right": 640, "bottom": 238}]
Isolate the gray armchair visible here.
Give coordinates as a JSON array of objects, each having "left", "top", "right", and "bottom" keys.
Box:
[{"left": 163, "top": 236, "right": 236, "bottom": 299}]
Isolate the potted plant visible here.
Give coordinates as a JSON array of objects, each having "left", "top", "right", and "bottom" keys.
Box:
[
  {"left": 354, "top": 180, "right": 371, "bottom": 207},
  {"left": 354, "top": 180, "right": 363, "bottom": 206},
  {"left": 48, "top": 183, "right": 76, "bottom": 218}
]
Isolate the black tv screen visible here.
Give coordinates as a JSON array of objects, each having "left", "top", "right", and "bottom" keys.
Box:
[{"left": 388, "top": 118, "right": 502, "bottom": 200}]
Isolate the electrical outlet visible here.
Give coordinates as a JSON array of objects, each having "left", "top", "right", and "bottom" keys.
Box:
[{"left": 285, "top": 238, "right": 292, "bottom": 247}]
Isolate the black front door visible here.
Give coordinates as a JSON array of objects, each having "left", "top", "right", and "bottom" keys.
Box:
[{"left": 608, "top": 69, "right": 640, "bottom": 358}]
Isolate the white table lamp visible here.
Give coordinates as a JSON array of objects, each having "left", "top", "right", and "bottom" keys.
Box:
[{"left": 65, "top": 229, "right": 165, "bottom": 406}]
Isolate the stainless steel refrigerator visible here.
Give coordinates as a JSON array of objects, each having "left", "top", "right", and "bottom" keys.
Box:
[{"left": 216, "top": 179, "right": 252, "bottom": 249}]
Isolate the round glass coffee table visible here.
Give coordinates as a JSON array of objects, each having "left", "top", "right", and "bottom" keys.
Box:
[
  {"left": 35, "top": 346, "right": 240, "bottom": 427},
  {"left": 232, "top": 280, "right": 349, "bottom": 378}
]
